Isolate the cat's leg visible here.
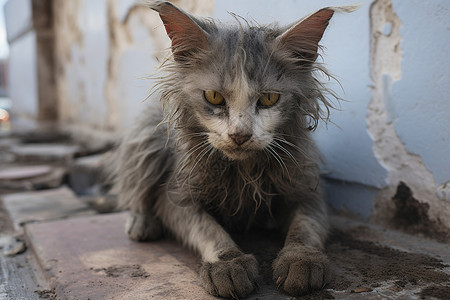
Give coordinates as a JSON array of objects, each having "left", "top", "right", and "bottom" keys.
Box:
[
  {"left": 121, "top": 145, "right": 172, "bottom": 241},
  {"left": 114, "top": 106, "right": 174, "bottom": 241},
  {"left": 125, "top": 211, "right": 163, "bottom": 241},
  {"left": 119, "top": 147, "right": 169, "bottom": 241},
  {"left": 155, "top": 198, "right": 259, "bottom": 299},
  {"left": 273, "top": 203, "right": 330, "bottom": 296}
]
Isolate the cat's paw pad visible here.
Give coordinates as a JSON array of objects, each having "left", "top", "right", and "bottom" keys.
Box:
[
  {"left": 125, "top": 212, "right": 163, "bottom": 241},
  {"left": 200, "top": 252, "right": 259, "bottom": 299},
  {"left": 273, "top": 244, "right": 330, "bottom": 296}
]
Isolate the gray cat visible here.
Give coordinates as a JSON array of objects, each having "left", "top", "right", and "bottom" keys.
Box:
[{"left": 113, "top": 1, "right": 347, "bottom": 298}]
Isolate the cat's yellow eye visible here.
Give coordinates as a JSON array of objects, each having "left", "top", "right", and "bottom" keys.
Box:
[
  {"left": 204, "top": 90, "right": 225, "bottom": 105},
  {"left": 258, "top": 93, "right": 280, "bottom": 107}
]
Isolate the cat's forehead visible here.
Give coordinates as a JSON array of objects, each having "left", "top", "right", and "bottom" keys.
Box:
[
  {"left": 213, "top": 25, "right": 278, "bottom": 57},
  {"left": 197, "top": 25, "right": 282, "bottom": 91}
]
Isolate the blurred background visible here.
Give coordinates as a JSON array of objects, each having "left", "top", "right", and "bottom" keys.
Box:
[
  {"left": 1, "top": 0, "right": 449, "bottom": 236},
  {"left": 0, "top": 0, "right": 9, "bottom": 128}
]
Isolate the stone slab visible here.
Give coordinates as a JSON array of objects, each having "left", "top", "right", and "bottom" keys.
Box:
[
  {"left": 330, "top": 215, "right": 450, "bottom": 264},
  {"left": 0, "top": 165, "right": 66, "bottom": 191},
  {"left": 2, "top": 187, "right": 94, "bottom": 230},
  {"left": 25, "top": 212, "right": 218, "bottom": 300},
  {"left": 68, "top": 154, "right": 104, "bottom": 195},
  {"left": 0, "top": 137, "right": 21, "bottom": 150},
  {"left": 0, "top": 151, "right": 15, "bottom": 164},
  {"left": 9, "top": 143, "right": 80, "bottom": 162},
  {"left": 0, "top": 165, "right": 52, "bottom": 180},
  {"left": 72, "top": 154, "right": 103, "bottom": 170},
  {"left": 22, "top": 212, "right": 450, "bottom": 300}
]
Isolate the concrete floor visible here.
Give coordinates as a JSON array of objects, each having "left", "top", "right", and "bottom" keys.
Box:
[
  {"left": 0, "top": 130, "right": 449, "bottom": 300},
  {"left": 2, "top": 206, "right": 449, "bottom": 300}
]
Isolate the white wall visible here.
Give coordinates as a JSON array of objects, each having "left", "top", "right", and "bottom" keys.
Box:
[
  {"left": 4, "top": 0, "right": 38, "bottom": 125},
  {"left": 391, "top": 0, "right": 449, "bottom": 186},
  {"left": 8, "top": 31, "right": 38, "bottom": 122}
]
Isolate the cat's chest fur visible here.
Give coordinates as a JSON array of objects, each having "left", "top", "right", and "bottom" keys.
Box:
[{"left": 173, "top": 148, "right": 280, "bottom": 230}]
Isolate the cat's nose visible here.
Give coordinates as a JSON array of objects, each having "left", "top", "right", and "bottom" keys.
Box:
[{"left": 229, "top": 133, "right": 252, "bottom": 146}]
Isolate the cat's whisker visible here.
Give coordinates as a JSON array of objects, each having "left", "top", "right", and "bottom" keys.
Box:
[
  {"left": 264, "top": 146, "right": 282, "bottom": 171},
  {"left": 178, "top": 146, "right": 205, "bottom": 171},
  {"left": 188, "top": 144, "right": 214, "bottom": 179},
  {"left": 273, "top": 136, "right": 314, "bottom": 162},
  {"left": 178, "top": 141, "right": 210, "bottom": 173},
  {"left": 180, "top": 142, "right": 211, "bottom": 199},
  {"left": 205, "top": 147, "right": 218, "bottom": 164},
  {"left": 276, "top": 133, "right": 314, "bottom": 143},
  {"left": 270, "top": 140, "right": 302, "bottom": 170},
  {"left": 179, "top": 139, "right": 209, "bottom": 159},
  {"left": 185, "top": 145, "right": 214, "bottom": 196},
  {"left": 182, "top": 133, "right": 208, "bottom": 139},
  {"left": 266, "top": 144, "right": 290, "bottom": 179}
]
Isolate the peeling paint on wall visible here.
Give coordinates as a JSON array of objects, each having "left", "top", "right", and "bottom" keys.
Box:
[
  {"left": 367, "top": 0, "right": 450, "bottom": 232},
  {"left": 104, "top": 0, "right": 168, "bottom": 131},
  {"left": 54, "top": 0, "right": 215, "bottom": 133},
  {"left": 53, "top": 0, "right": 82, "bottom": 126}
]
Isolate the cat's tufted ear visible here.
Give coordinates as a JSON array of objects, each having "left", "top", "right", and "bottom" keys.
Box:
[
  {"left": 278, "top": 8, "right": 335, "bottom": 64},
  {"left": 148, "top": 1, "right": 209, "bottom": 62}
]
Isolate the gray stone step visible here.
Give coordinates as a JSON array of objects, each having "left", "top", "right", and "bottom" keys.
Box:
[
  {"left": 22, "top": 212, "right": 450, "bottom": 300},
  {"left": 2, "top": 186, "right": 95, "bottom": 231},
  {"left": 8, "top": 143, "right": 80, "bottom": 162},
  {"left": 25, "top": 212, "right": 219, "bottom": 300}
]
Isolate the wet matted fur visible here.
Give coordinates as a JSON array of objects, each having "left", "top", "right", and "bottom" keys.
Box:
[{"left": 112, "top": 1, "right": 353, "bottom": 298}]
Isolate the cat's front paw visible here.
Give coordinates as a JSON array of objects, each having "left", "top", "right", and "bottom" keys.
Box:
[
  {"left": 125, "top": 212, "right": 163, "bottom": 241},
  {"left": 200, "top": 250, "right": 259, "bottom": 299},
  {"left": 273, "top": 244, "right": 330, "bottom": 296}
]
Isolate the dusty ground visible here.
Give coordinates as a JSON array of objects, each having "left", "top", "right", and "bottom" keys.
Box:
[
  {"left": 1, "top": 193, "right": 450, "bottom": 299},
  {"left": 1, "top": 129, "right": 449, "bottom": 299},
  {"left": 232, "top": 225, "right": 450, "bottom": 300}
]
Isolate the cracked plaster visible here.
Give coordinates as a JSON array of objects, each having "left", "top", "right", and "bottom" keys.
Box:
[
  {"left": 368, "top": 0, "right": 450, "bottom": 230},
  {"left": 54, "top": 0, "right": 214, "bottom": 133}
]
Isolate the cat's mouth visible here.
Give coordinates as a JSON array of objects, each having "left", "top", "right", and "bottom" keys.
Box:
[
  {"left": 208, "top": 133, "right": 266, "bottom": 161},
  {"left": 221, "top": 147, "right": 254, "bottom": 160},
  {"left": 218, "top": 141, "right": 266, "bottom": 160}
]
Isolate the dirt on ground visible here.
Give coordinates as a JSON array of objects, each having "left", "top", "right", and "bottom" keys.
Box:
[
  {"left": 326, "top": 229, "right": 449, "bottom": 293},
  {"left": 419, "top": 284, "right": 450, "bottom": 299},
  {"left": 391, "top": 181, "right": 450, "bottom": 243},
  {"left": 95, "top": 264, "right": 150, "bottom": 278},
  {"left": 234, "top": 226, "right": 450, "bottom": 300},
  {"left": 2, "top": 182, "right": 449, "bottom": 299},
  {"left": 34, "top": 288, "right": 57, "bottom": 299}
]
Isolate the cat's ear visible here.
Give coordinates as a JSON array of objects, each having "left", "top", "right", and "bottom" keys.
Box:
[
  {"left": 278, "top": 8, "right": 334, "bottom": 63},
  {"left": 148, "top": 1, "right": 209, "bottom": 61}
]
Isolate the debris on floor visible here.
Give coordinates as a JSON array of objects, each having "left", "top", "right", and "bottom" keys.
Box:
[
  {"left": 2, "top": 187, "right": 95, "bottom": 231},
  {"left": 391, "top": 181, "right": 450, "bottom": 243},
  {"left": 0, "top": 234, "right": 26, "bottom": 256}
]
